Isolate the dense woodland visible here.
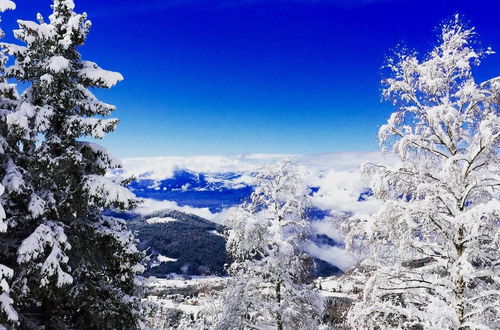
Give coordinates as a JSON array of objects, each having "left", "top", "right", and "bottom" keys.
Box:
[{"left": 0, "top": 0, "right": 498, "bottom": 329}]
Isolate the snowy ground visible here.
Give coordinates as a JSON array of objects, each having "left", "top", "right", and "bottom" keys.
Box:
[
  {"left": 143, "top": 275, "right": 228, "bottom": 329},
  {"left": 143, "top": 274, "right": 356, "bottom": 329},
  {"left": 146, "top": 275, "right": 227, "bottom": 291}
]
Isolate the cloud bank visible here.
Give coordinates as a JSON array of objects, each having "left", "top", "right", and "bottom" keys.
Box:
[{"left": 121, "top": 151, "right": 396, "bottom": 219}]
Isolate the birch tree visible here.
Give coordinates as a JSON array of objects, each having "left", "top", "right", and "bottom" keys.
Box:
[{"left": 344, "top": 16, "right": 500, "bottom": 329}]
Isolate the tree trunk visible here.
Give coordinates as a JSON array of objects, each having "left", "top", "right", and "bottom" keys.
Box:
[
  {"left": 455, "top": 226, "right": 465, "bottom": 329},
  {"left": 42, "top": 297, "right": 53, "bottom": 330},
  {"left": 276, "top": 280, "right": 283, "bottom": 330}
]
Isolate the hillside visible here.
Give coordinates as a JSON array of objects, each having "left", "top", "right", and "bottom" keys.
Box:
[
  {"left": 129, "top": 209, "right": 230, "bottom": 276},
  {"left": 127, "top": 209, "right": 342, "bottom": 278}
]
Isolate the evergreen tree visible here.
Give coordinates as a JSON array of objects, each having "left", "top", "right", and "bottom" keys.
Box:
[
  {"left": 1, "top": 0, "right": 144, "bottom": 328},
  {"left": 0, "top": 0, "right": 23, "bottom": 327},
  {"left": 343, "top": 16, "right": 500, "bottom": 329},
  {"left": 216, "top": 160, "right": 324, "bottom": 330}
]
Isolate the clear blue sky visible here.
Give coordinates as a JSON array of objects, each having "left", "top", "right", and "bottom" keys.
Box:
[{"left": 5, "top": 0, "right": 500, "bottom": 157}]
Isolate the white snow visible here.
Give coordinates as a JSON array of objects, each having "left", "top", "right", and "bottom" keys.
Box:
[
  {"left": 150, "top": 254, "right": 178, "bottom": 268},
  {"left": 209, "top": 230, "right": 224, "bottom": 237},
  {"left": 16, "top": 20, "right": 54, "bottom": 40},
  {"left": 0, "top": 0, "right": 15, "bottom": 12},
  {"left": 0, "top": 265, "right": 16, "bottom": 322},
  {"left": 157, "top": 255, "right": 177, "bottom": 263},
  {"left": 134, "top": 198, "right": 220, "bottom": 222},
  {"left": 0, "top": 184, "right": 6, "bottom": 232},
  {"left": 40, "top": 73, "right": 53, "bottom": 84},
  {"left": 0, "top": 292, "right": 17, "bottom": 322},
  {"left": 1, "top": 159, "right": 25, "bottom": 193},
  {"left": 146, "top": 276, "right": 225, "bottom": 289},
  {"left": 17, "top": 222, "right": 73, "bottom": 288},
  {"left": 145, "top": 217, "right": 177, "bottom": 224},
  {"left": 79, "top": 61, "right": 124, "bottom": 87},
  {"left": 27, "top": 193, "right": 45, "bottom": 218},
  {"left": 47, "top": 55, "right": 70, "bottom": 72},
  {"left": 83, "top": 175, "right": 136, "bottom": 209}
]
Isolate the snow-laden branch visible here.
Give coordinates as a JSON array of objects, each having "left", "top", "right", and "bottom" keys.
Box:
[
  {"left": 83, "top": 175, "right": 136, "bottom": 209},
  {"left": 17, "top": 221, "right": 73, "bottom": 288}
]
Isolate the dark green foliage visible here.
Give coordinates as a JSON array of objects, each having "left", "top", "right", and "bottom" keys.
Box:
[{"left": 130, "top": 210, "right": 231, "bottom": 276}]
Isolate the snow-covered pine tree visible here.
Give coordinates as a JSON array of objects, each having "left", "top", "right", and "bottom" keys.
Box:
[
  {"left": 0, "top": 1, "right": 22, "bottom": 327},
  {"left": 343, "top": 16, "right": 500, "bottom": 329},
  {"left": 216, "top": 160, "right": 324, "bottom": 330},
  {"left": 1, "top": 0, "right": 144, "bottom": 328}
]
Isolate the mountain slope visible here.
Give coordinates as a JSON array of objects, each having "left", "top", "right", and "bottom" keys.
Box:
[
  {"left": 129, "top": 209, "right": 230, "bottom": 276},
  {"left": 128, "top": 209, "right": 342, "bottom": 278}
]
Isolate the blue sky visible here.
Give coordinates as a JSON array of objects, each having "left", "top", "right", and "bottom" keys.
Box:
[{"left": 5, "top": 0, "right": 500, "bottom": 157}]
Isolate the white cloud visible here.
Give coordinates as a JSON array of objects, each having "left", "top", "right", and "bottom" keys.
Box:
[
  {"left": 121, "top": 153, "right": 291, "bottom": 181},
  {"left": 305, "top": 242, "right": 355, "bottom": 271},
  {"left": 135, "top": 198, "right": 215, "bottom": 219},
  {"left": 124, "top": 151, "right": 396, "bottom": 219},
  {"left": 135, "top": 198, "right": 233, "bottom": 224}
]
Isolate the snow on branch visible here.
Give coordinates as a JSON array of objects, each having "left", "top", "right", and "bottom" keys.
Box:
[
  {"left": 0, "top": 265, "right": 17, "bottom": 323},
  {"left": 93, "top": 216, "right": 145, "bottom": 276},
  {"left": 0, "top": 0, "right": 15, "bottom": 12},
  {"left": 47, "top": 55, "right": 70, "bottom": 73},
  {"left": 15, "top": 20, "right": 55, "bottom": 42},
  {"left": 66, "top": 116, "right": 118, "bottom": 139},
  {"left": 17, "top": 221, "right": 73, "bottom": 288},
  {"left": 83, "top": 175, "right": 136, "bottom": 209},
  {"left": 0, "top": 184, "right": 6, "bottom": 232},
  {"left": 79, "top": 141, "right": 122, "bottom": 169},
  {"left": 6, "top": 102, "right": 52, "bottom": 138},
  {"left": 79, "top": 61, "right": 124, "bottom": 88},
  {"left": 28, "top": 193, "right": 46, "bottom": 219},
  {"left": 76, "top": 85, "right": 117, "bottom": 116},
  {"left": 1, "top": 159, "right": 24, "bottom": 194}
]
